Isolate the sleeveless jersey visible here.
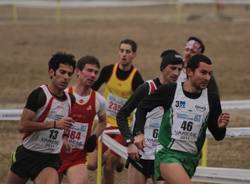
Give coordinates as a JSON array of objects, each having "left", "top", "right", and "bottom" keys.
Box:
[
  {"left": 104, "top": 63, "right": 137, "bottom": 127},
  {"left": 158, "top": 82, "right": 209, "bottom": 154},
  {"left": 59, "top": 87, "right": 106, "bottom": 173},
  {"left": 178, "top": 69, "right": 187, "bottom": 83},
  {"left": 66, "top": 86, "right": 97, "bottom": 150},
  {"left": 22, "top": 85, "right": 72, "bottom": 154},
  {"left": 140, "top": 80, "right": 164, "bottom": 160}
]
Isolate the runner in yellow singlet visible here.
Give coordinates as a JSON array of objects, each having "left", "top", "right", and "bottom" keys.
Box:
[{"left": 92, "top": 39, "right": 144, "bottom": 184}]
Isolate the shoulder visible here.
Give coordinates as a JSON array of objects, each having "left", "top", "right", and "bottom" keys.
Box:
[
  {"left": 25, "top": 86, "right": 46, "bottom": 112},
  {"left": 159, "top": 82, "right": 177, "bottom": 92},
  {"left": 95, "top": 91, "right": 106, "bottom": 104},
  {"left": 208, "top": 90, "right": 220, "bottom": 104},
  {"left": 102, "top": 64, "right": 114, "bottom": 72},
  {"left": 28, "top": 86, "right": 46, "bottom": 100},
  {"left": 68, "top": 93, "right": 76, "bottom": 105},
  {"left": 134, "top": 69, "right": 143, "bottom": 78},
  {"left": 95, "top": 91, "right": 106, "bottom": 111}
]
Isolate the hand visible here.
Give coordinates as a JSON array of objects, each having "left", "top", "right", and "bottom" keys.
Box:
[
  {"left": 127, "top": 143, "right": 140, "bottom": 160},
  {"left": 63, "top": 137, "right": 72, "bottom": 153},
  {"left": 134, "top": 133, "right": 145, "bottom": 150},
  {"left": 218, "top": 112, "right": 230, "bottom": 128},
  {"left": 55, "top": 117, "right": 73, "bottom": 131},
  {"left": 84, "top": 134, "right": 97, "bottom": 152}
]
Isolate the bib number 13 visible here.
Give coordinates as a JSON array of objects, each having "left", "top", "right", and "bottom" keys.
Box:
[{"left": 181, "top": 121, "right": 193, "bottom": 131}]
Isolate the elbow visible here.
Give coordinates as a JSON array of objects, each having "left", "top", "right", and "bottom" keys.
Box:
[
  {"left": 214, "top": 134, "right": 225, "bottom": 141},
  {"left": 102, "top": 122, "right": 107, "bottom": 131},
  {"left": 18, "top": 121, "right": 28, "bottom": 133},
  {"left": 213, "top": 128, "right": 226, "bottom": 141},
  {"left": 18, "top": 124, "right": 25, "bottom": 133},
  {"left": 116, "top": 112, "right": 124, "bottom": 126}
]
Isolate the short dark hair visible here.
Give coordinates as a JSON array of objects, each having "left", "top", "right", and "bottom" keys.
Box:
[
  {"left": 187, "top": 36, "right": 205, "bottom": 53},
  {"left": 160, "top": 49, "right": 184, "bottom": 71},
  {"left": 77, "top": 55, "right": 100, "bottom": 71},
  {"left": 187, "top": 54, "right": 212, "bottom": 71},
  {"left": 120, "top": 39, "right": 137, "bottom": 52},
  {"left": 48, "top": 52, "right": 76, "bottom": 71}
]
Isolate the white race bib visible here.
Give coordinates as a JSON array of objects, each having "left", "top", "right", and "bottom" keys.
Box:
[
  {"left": 37, "top": 128, "right": 62, "bottom": 150},
  {"left": 68, "top": 122, "right": 88, "bottom": 149},
  {"left": 171, "top": 111, "right": 203, "bottom": 142},
  {"left": 106, "top": 94, "right": 127, "bottom": 117}
]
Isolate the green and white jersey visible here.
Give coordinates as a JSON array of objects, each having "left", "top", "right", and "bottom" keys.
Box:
[
  {"left": 134, "top": 82, "right": 226, "bottom": 156},
  {"left": 158, "top": 82, "right": 209, "bottom": 154}
]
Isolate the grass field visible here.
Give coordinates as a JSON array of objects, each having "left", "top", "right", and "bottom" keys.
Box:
[{"left": 0, "top": 3, "right": 250, "bottom": 184}]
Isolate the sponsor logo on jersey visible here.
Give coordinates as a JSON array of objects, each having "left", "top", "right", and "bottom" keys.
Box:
[
  {"left": 195, "top": 105, "right": 206, "bottom": 112},
  {"left": 87, "top": 105, "right": 92, "bottom": 111},
  {"left": 175, "top": 100, "right": 186, "bottom": 108}
]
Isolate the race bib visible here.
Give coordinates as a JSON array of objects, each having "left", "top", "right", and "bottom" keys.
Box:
[
  {"left": 106, "top": 94, "right": 127, "bottom": 117},
  {"left": 144, "top": 126, "right": 159, "bottom": 148},
  {"left": 171, "top": 112, "right": 203, "bottom": 142},
  {"left": 68, "top": 122, "right": 88, "bottom": 149},
  {"left": 37, "top": 129, "right": 62, "bottom": 150}
]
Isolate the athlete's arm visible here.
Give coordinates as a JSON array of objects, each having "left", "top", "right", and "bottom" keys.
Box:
[
  {"left": 84, "top": 93, "right": 107, "bottom": 152},
  {"left": 117, "top": 83, "right": 149, "bottom": 140},
  {"left": 93, "top": 93, "right": 107, "bottom": 137},
  {"left": 132, "top": 71, "right": 144, "bottom": 91},
  {"left": 208, "top": 75, "right": 220, "bottom": 96},
  {"left": 133, "top": 83, "right": 176, "bottom": 135},
  {"left": 207, "top": 92, "right": 227, "bottom": 140},
  {"left": 19, "top": 88, "right": 73, "bottom": 133},
  {"left": 92, "top": 65, "right": 113, "bottom": 90}
]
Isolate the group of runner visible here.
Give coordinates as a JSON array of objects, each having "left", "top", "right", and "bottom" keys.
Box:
[{"left": 5, "top": 37, "right": 230, "bottom": 184}]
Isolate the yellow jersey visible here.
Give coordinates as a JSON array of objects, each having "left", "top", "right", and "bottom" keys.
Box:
[{"left": 104, "top": 63, "right": 137, "bottom": 127}]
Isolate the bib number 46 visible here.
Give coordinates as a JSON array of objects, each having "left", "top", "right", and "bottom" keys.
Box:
[{"left": 180, "top": 121, "right": 193, "bottom": 131}]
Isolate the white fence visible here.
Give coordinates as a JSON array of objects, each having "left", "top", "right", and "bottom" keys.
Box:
[{"left": 1, "top": 100, "right": 250, "bottom": 121}]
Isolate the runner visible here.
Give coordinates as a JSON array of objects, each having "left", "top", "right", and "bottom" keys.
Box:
[
  {"left": 5, "top": 52, "right": 76, "bottom": 184},
  {"left": 179, "top": 36, "right": 219, "bottom": 94},
  {"left": 92, "top": 39, "right": 144, "bottom": 184},
  {"left": 117, "top": 49, "right": 183, "bottom": 184},
  {"left": 58, "top": 56, "right": 106, "bottom": 184},
  {"left": 134, "top": 54, "right": 230, "bottom": 184}
]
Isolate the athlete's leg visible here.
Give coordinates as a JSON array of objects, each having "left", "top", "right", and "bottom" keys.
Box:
[
  {"left": 33, "top": 167, "right": 59, "bottom": 184},
  {"left": 66, "top": 164, "right": 88, "bottom": 184},
  {"left": 127, "top": 164, "right": 146, "bottom": 184},
  {"left": 102, "top": 151, "right": 120, "bottom": 184},
  {"left": 87, "top": 149, "right": 98, "bottom": 170},
  {"left": 58, "top": 173, "right": 64, "bottom": 184},
  {"left": 5, "top": 170, "right": 27, "bottom": 184},
  {"left": 116, "top": 158, "right": 124, "bottom": 172},
  {"left": 160, "top": 163, "right": 191, "bottom": 184}
]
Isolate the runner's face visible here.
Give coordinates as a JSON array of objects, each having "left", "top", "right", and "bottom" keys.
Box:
[
  {"left": 184, "top": 40, "right": 202, "bottom": 63},
  {"left": 162, "top": 64, "right": 183, "bottom": 84},
  {"left": 118, "top": 43, "right": 136, "bottom": 67},
  {"left": 77, "top": 64, "right": 99, "bottom": 87},
  {"left": 50, "top": 63, "right": 74, "bottom": 90},
  {"left": 188, "top": 62, "right": 212, "bottom": 91}
]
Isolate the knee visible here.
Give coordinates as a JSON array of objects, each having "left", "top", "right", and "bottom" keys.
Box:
[{"left": 87, "top": 163, "right": 97, "bottom": 170}]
